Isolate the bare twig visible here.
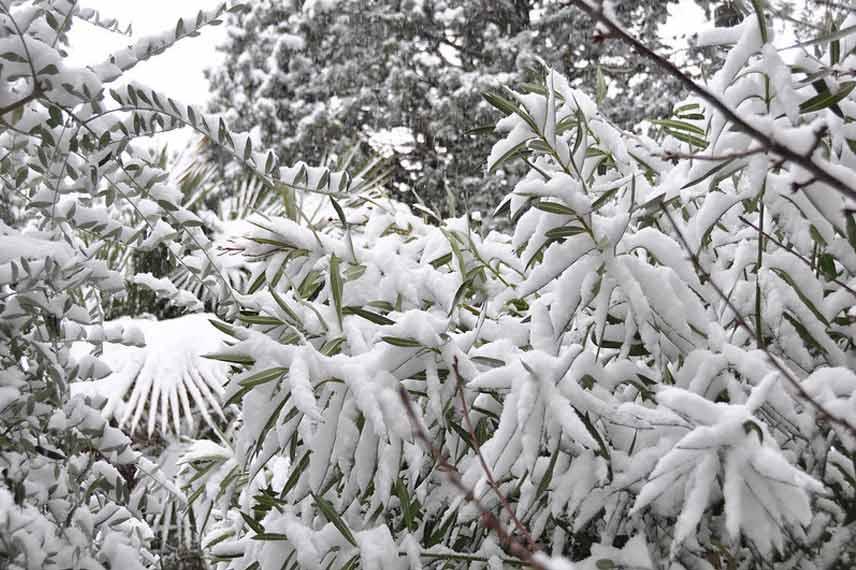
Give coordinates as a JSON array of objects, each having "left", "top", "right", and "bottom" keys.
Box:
[
  {"left": 569, "top": 0, "right": 856, "bottom": 204},
  {"left": 451, "top": 357, "right": 537, "bottom": 551},
  {"left": 397, "top": 384, "right": 544, "bottom": 568},
  {"left": 659, "top": 204, "right": 856, "bottom": 439},
  {"left": 660, "top": 146, "right": 766, "bottom": 162},
  {"left": 738, "top": 215, "right": 856, "bottom": 299},
  {"left": 0, "top": 89, "right": 41, "bottom": 116}
]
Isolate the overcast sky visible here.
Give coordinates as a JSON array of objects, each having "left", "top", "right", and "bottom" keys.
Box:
[{"left": 68, "top": 0, "right": 226, "bottom": 105}]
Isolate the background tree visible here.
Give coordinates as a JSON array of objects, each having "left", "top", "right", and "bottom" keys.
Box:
[{"left": 205, "top": 0, "right": 723, "bottom": 213}]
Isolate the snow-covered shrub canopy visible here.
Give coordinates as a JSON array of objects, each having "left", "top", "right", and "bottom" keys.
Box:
[
  {"left": 3, "top": 1, "right": 856, "bottom": 570},
  {"left": 192, "top": 8, "right": 856, "bottom": 570}
]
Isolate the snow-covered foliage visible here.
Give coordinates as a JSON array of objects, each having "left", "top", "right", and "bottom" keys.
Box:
[
  {"left": 0, "top": 1, "right": 244, "bottom": 567},
  {"left": 3, "top": 1, "right": 856, "bottom": 569},
  {"left": 70, "top": 314, "right": 229, "bottom": 438},
  {"left": 188, "top": 11, "right": 856, "bottom": 569}
]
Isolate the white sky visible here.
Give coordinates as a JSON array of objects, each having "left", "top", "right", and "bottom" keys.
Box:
[
  {"left": 68, "top": 0, "right": 226, "bottom": 105},
  {"left": 67, "top": 1, "right": 227, "bottom": 151}
]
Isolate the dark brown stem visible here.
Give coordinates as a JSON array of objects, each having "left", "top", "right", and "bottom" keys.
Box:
[
  {"left": 0, "top": 88, "right": 40, "bottom": 117},
  {"left": 452, "top": 357, "right": 537, "bottom": 551},
  {"left": 397, "top": 383, "right": 544, "bottom": 568},
  {"left": 661, "top": 146, "right": 766, "bottom": 162}
]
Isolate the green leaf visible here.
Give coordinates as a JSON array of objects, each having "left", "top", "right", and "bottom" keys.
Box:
[
  {"left": 535, "top": 443, "right": 560, "bottom": 499},
  {"left": 846, "top": 212, "right": 856, "bottom": 252},
  {"left": 203, "top": 353, "right": 255, "bottom": 366},
  {"left": 330, "top": 197, "right": 347, "bottom": 226},
  {"left": 668, "top": 129, "right": 708, "bottom": 149},
  {"left": 533, "top": 200, "right": 576, "bottom": 216},
  {"left": 343, "top": 306, "right": 394, "bottom": 325},
  {"left": 591, "top": 187, "right": 619, "bottom": 211},
  {"left": 311, "top": 492, "right": 357, "bottom": 547},
  {"left": 799, "top": 81, "right": 856, "bottom": 115},
  {"left": 381, "top": 336, "right": 421, "bottom": 348},
  {"left": 652, "top": 118, "right": 706, "bottom": 137},
  {"left": 770, "top": 268, "right": 830, "bottom": 326},
  {"left": 238, "top": 313, "right": 283, "bottom": 326},
  {"left": 742, "top": 420, "right": 764, "bottom": 443},
  {"left": 330, "top": 254, "right": 344, "bottom": 328},
  {"left": 750, "top": 0, "right": 768, "bottom": 44},
  {"left": 240, "top": 511, "right": 265, "bottom": 534},
  {"left": 281, "top": 451, "right": 310, "bottom": 497},
  {"left": 487, "top": 139, "right": 531, "bottom": 174},
  {"left": 429, "top": 252, "right": 452, "bottom": 268},
  {"left": 596, "top": 64, "right": 608, "bottom": 105},
  {"left": 239, "top": 367, "right": 288, "bottom": 388},
  {"left": 544, "top": 226, "right": 586, "bottom": 239},
  {"left": 319, "top": 337, "right": 346, "bottom": 356},
  {"left": 269, "top": 287, "right": 302, "bottom": 326},
  {"left": 250, "top": 533, "right": 289, "bottom": 541}
]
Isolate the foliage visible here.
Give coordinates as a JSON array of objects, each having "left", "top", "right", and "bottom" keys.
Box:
[
  {"left": 3, "top": 1, "right": 856, "bottom": 570},
  {"left": 186, "top": 10, "right": 856, "bottom": 569},
  {"left": 205, "top": 0, "right": 723, "bottom": 213},
  {"left": 0, "top": 1, "right": 246, "bottom": 567}
]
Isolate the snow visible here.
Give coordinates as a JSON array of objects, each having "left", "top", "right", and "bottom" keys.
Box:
[
  {"left": 70, "top": 314, "right": 229, "bottom": 437},
  {"left": 5, "top": 3, "right": 856, "bottom": 569}
]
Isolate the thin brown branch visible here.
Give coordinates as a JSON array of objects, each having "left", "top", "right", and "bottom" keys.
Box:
[
  {"left": 451, "top": 357, "right": 537, "bottom": 551},
  {"left": 0, "top": 89, "right": 40, "bottom": 116},
  {"left": 397, "top": 383, "right": 544, "bottom": 568},
  {"left": 569, "top": 0, "right": 856, "bottom": 204},
  {"left": 738, "top": 215, "right": 856, "bottom": 299},
  {"left": 660, "top": 146, "right": 767, "bottom": 162},
  {"left": 659, "top": 204, "right": 856, "bottom": 440}
]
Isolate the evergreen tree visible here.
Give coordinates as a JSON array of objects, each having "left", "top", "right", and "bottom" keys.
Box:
[{"left": 205, "top": 0, "right": 716, "bottom": 212}]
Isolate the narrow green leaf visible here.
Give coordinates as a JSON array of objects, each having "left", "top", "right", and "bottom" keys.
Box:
[
  {"left": 545, "top": 226, "right": 586, "bottom": 239},
  {"left": 311, "top": 492, "right": 357, "bottom": 547},
  {"left": 596, "top": 65, "right": 607, "bottom": 105},
  {"left": 250, "top": 533, "right": 289, "bottom": 541},
  {"left": 203, "top": 353, "right": 255, "bottom": 366},
  {"left": 751, "top": 0, "right": 768, "bottom": 44},
  {"left": 652, "top": 118, "right": 706, "bottom": 137},
  {"left": 239, "top": 367, "right": 288, "bottom": 388},
  {"left": 381, "top": 336, "right": 421, "bottom": 348},
  {"left": 343, "top": 306, "right": 394, "bottom": 325},
  {"left": 240, "top": 512, "right": 265, "bottom": 534},
  {"left": 799, "top": 81, "right": 856, "bottom": 115},
  {"left": 330, "top": 254, "right": 344, "bottom": 328},
  {"left": 533, "top": 200, "right": 576, "bottom": 216}
]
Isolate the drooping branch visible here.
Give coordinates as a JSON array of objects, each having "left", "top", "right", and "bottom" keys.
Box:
[
  {"left": 451, "top": 357, "right": 537, "bottom": 552},
  {"left": 659, "top": 204, "right": 856, "bottom": 440}
]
